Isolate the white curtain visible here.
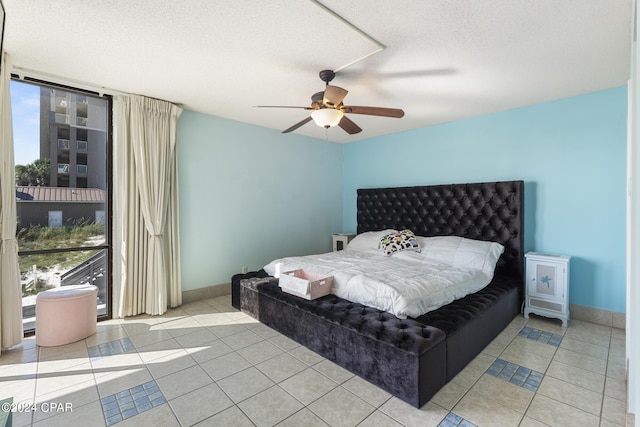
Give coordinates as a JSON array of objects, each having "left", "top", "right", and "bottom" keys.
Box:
[
  {"left": 113, "top": 95, "right": 182, "bottom": 317},
  {"left": 0, "top": 53, "right": 23, "bottom": 352}
]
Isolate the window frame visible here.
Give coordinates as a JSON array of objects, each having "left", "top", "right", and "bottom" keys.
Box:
[{"left": 11, "top": 75, "right": 114, "bottom": 330}]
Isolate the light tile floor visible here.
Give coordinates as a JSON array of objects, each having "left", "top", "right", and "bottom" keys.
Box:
[{"left": 0, "top": 295, "right": 628, "bottom": 427}]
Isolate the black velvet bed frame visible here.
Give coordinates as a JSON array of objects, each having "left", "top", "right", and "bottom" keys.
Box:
[{"left": 232, "top": 180, "right": 524, "bottom": 408}]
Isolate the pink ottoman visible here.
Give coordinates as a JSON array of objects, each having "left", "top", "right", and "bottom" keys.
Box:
[{"left": 36, "top": 284, "right": 98, "bottom": 347}]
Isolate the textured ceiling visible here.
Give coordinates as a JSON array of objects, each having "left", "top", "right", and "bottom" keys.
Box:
[{"left": 3, "top": 0, "right": 633, "bottom": 143}]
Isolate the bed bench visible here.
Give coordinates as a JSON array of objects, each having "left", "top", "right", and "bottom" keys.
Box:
[
  {"left": 240, "top": 276, "right": 447, "bottom": 407},
  {"left": 235, "top": 268, "right": 521, "bottom": 407}
]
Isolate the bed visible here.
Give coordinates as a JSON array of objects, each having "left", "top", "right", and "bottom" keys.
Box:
[{"left": 232, "top": 180, "right": 524, "bottom": 407}]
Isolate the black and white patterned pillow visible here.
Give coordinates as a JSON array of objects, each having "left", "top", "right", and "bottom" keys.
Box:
[{"left": 379, "top": 229, "right": 421, "bottom": 255}]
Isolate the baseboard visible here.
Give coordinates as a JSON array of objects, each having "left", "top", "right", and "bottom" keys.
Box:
[
  {"left": 182, "top": 283, "right": 231, "bottom": 304},
  {"left": 570, "top": 304, "right": 625, "bottom": 330}
]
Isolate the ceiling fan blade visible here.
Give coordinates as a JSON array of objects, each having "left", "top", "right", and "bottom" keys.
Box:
[
  {"left": 282, "top": 116, "right": 313, "bottom": 133},
  {"left": 255, "top": 105, "right": 312, "bottom": 109},
  {"left": 323, "top": 85, "right": 348, "bottom": 107},
  {"left": 338, "top": 116, "right": 362, "bottom": 135},
  {"left": 342, "top": 106, "right": 405, "bottom": 118}
]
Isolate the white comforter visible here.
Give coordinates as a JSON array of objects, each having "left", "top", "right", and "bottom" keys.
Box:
[{"left": 263, "top": 248, "right": 492, "bottom": 319}]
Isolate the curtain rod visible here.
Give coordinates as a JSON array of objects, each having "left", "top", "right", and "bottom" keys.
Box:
[
  {"left": 12, "top": 66, "right": 183, "bottom": 107},
  {"left": 11, "top": 65, "right": 129, "bottom": 98}
]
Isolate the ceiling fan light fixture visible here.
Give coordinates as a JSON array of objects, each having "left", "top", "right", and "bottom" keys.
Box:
[{"left": 311, "top": 108, "right": 343, "bottom": 129}]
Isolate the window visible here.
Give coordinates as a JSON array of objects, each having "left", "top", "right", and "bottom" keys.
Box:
[
  {"left": 54, "top": 113, "right": 69, "bottom": 124},
  {"left": 54, "top": 97, "right": 67, "bottom": 112},
  {"left": 11, "top": 78, "right": 112, "bottom": 332},
  {"left": 76, "top": 177, "right": 88, "bottom": 188},
  {"left": 57, "top": 175, "right": 70, "bottom": 187},
  {"left": 52, "top": 93, "right": 68, "bottom": 113}
]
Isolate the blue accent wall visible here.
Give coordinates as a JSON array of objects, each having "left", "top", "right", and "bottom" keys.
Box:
[
  {"left": 177, "top": 87, "right": 627, "bottom": 313},
  {"left": 343, "top": 87, "right": 627, "bottom": 313},
  {"left": 178, "top": 111, "right": 343, "bottom": 291}
]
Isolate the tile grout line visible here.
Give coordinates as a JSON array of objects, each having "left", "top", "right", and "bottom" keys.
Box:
[
  {"left": 495, "top": 321, "right": 530, "bottom": 427},
  {"left": 517, "top": 326, "right": 562, "bottom": 427},
  {"left": 26, "top": 344, "right": 42, "bottom": 427},
  {"left": 531, "top": 321, "right": 572, "bottom": 424},
  {"left": 202, "top": 332, "right": 382, "bottom": 427},
  {"left": 11, "top": 302, "right": 625, "bottom": 427},
  {"left": 518, "top": 321, "right": 619, "bottom": 426},
  {"left": 598, "top": 327, "right": 618, "bottom": 425},
  {"left": 145, "top": 320, "right": 224, "bottom": 424},
  {"left": 101, "top": 380, "right": 168, "bottom": 426},
  {"left": 438, "top": 320, "right": 523, "bottom": 427},
  {"left": 88, "top": 336, "right": 111, "bottom": 427},
  {"left": 598, "top": 328, "right": 612, "bottom": 423},
  {"left": 148, "top": 326, "right": 266, "bottom": 426},
  {"left": 462, "top": 320, "right": 565, "bottom": 426},
  {"left": 91, "top": 334, "right": 172, "bottom": 426}
]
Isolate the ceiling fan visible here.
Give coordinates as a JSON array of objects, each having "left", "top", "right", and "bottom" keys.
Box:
[{"left": 256, "top": 70, "right": 405, "bottom": 135}]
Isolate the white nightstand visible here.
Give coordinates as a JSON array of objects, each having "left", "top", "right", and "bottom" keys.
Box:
[
  {"left": 332, "top": 233, "right": 355, "bottom": 251},
  {"left": 524, "top": 252, "right": 571, "bottom": 327}
]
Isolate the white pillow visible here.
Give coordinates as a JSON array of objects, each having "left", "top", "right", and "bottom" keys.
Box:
[
  {"left": 347, "top": 229, "right": 397, "bottom": 253},
  {"left": 416, "top": 236, "right": 504, "bottom": 277}
]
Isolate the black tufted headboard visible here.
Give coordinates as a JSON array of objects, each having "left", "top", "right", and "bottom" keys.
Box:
[{"left": 357, "top": 180, "right": 524, "bottom": 279}]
